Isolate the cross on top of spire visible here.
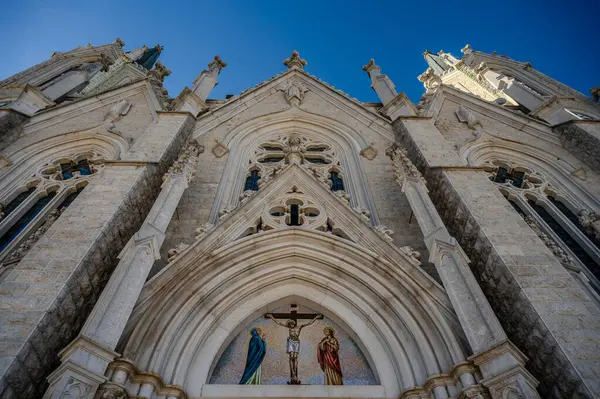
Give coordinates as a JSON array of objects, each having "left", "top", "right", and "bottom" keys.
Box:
[{"left": 284, "top": 50, "right": 307, "bottom": 69}]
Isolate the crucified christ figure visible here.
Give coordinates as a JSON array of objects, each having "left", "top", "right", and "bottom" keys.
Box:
[{"left": 266, "top": 313, "right": 321, "bottom": 384}]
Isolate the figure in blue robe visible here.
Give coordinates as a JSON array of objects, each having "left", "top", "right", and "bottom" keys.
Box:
[{"left": 239, "top": 328, "right": 267, "bottom": 384}]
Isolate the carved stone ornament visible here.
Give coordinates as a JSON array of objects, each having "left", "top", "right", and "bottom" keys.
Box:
[
  {"left": 239, "top": 189, "right": 256, "bottom": 205},
  {"left": 352, "top": 207, "right": 371, "bottom": 221},
  {"left": 461, "top": 44, "right": 473, "bottom": 55},
  {"left": 60, "top": 376, "right": 92, "bottom": 399},
  {"left": 0, "top": 156, "right": 12, "bottom": 170},
  {"left": 278, "top": 80, "right": 309, "bottom": 107},
  {"left": 374, "top": 224, "right": 394, "bottom": 243},
  {"left": 455, "top": 105, "right": 482, "bottom": 130},
  {"left": 113, "top": 38, "right": 125, "bottom": 47},
  {"left": 163, "top": 140, "right": 204, "bottom": 183},
  {"left": 219, "top": 205, "right": 237, "bottom": 220},
  {"left": 385, "top": 144, "right": 426, "bottom": 188},
  {"left": 579, "top": 209, "right": 600, "bottom": 239},
  {"left": 400, "top": 245, "right": 421, "bottom": 263},
  {"left": 591, "top": 86, "right": 600, "bottom": 102},
  {"left": 7, "top": 208, "right": 62, "bottom": 262},
  {"left": 208, "top": 55, "right": 227, "bottom": 72},
  {"left": 571, "top": 166, "right": 587, "bottom": 181},
  {"left": 283, "top": 50, "right": 307, "bottom": 69},
  {"left": 212, "top": 139, "right": 229, "bottom": 158},
  {"left": 99, "top": 387, "right": 127, "bottom": 399},
  {"left": 195, "top": 223, "right": 215, "bottom": 240},
  {"left": 167, "top": 243, "right": 190, "bottom": 262},
  {"left": 103, "top": 99, "right": 132, "bottom": 135},
  {"left": 360, "top": 141, "right": 378, "bottom": 160}
]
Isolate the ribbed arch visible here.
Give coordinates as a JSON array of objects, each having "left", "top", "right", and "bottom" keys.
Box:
[
  {"left": 119, "top": 229, "right": 469, "bottom": 398},
  {"left": 462, "top": 140, "right": 600, "bottom": 210},
  {"left": 0, "top": 128, "right": 128, "bottom": 196},
  {"left": 209, "top": 109, "right": 382, "bottom": 224}
]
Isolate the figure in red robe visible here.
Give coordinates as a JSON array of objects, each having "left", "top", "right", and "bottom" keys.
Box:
[{"left": 317, "top": 327, "right": 343, "bottom": 385}]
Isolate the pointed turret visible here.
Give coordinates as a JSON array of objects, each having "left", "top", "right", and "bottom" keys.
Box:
[{"left": 423, "top": 50, "right": 450, "bottom": 75}]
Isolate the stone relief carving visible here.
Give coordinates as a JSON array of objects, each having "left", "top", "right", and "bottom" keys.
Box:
[
  {"left": 163, "top": 140, "right": 203, "bottom": 183},
  {"left": 570, "top": 166, "right": 587, "bottom": 181},
  {"left": 352, "top": 207, "right": 371, "bottom": 221},
  {"left": 195, "top": 223, "right": 215, "bottom": 240},
  {"left": 373, "top": 224, "right": 394, "bottom": 243},
  {"left": 99, "top": 387, "right": 127, "bottom": 399},
  {"left": 279, "top": 80, "right": 309, "bottom": 107},
  {"left": 103, "top": 99, "right": 132, "bottom": 135},
  {"left": 212, "top": 139, "right": 230, "bottom": 158},
  {"left": 0, "top": 156, "right": 13, "bottom": 170},
  {"left": 167, "top": 243, "right": 190, "bottom": 262},
  {"left": 455, "top": 105, "right": 482, "bottom": 130},
  {"left": 417, "top": 67, "right": 442, "bottom": 93},
  {"left": 400, "top": 245, "right": 421, "bottom": 263},
  {"left": 579, "top": 210, "right": 600, "bottom": 240},
  {"left": 386, "top": 144, "right": 426, "bottom": 187},
  {"left": 359, "top": 141, "right": 378, "bottom": 160},
  {"left": 239, "top": 189, "right": 256, "bottom": 205},
  {"left": 219, "top": 205, "right": 237, "bottom": 220},
  {"left": 58, "top": 377, "right": 91, "bottom": 399}
]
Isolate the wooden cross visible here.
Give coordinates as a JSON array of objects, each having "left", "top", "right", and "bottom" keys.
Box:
[{"left": 264, "top": 304, "right": 323, "bottom": 323}]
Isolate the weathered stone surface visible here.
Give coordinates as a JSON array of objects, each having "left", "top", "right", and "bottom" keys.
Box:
[{"left": 556, "top": 121, "right": 600, "bottom": 175}]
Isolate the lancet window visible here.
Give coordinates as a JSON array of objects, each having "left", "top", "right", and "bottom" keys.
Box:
[
  {"left": 487, "top": 160, "right": 600, "bottom": 294},
  {"left": 244, "top": 170, "right": 260, "bottom": 191},
  {"left": 0, "top": 152, "right": 104, "bottom": 265}
]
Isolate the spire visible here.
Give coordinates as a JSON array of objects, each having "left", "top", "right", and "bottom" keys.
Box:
[
  {"left": 423, "top": 50, "right": 450, "bottom": 76},
  {"left": 135, "top": 44, "right": 163, "bottom": 70},
  {"left": 283, "top": 51, "right": 307, "bottom": 69},
  {"left": 362, "top": 59, "right": 398, "bottom": 105},
  {"left": 191, "top": 55, "right": 228, "bottom": 101}
]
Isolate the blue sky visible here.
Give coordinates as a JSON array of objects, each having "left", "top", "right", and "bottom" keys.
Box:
[{"left": 1, "top": 0, "right": 598, "bottom": 103}]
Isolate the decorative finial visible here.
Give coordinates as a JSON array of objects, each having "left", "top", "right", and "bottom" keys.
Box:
[
  {"left": 149, "top": 61, "right": 171, "bottom": 82},
  {"left": 208, "top": 55, "right": 227, "bottom": 71},
  {"left": 461, "top": 44, "right": 472, "bottom": 54},
  {"left": 362, "top": 59, "right": 375, "bottom": 72},
  {"left": 283, "top": 50, "right": 307, "bottom": 69},
  {"left": 422, "top": 50, "right": 432, "bottom": 57},
  {"left": 114, "top": 38, "right": 125, "bottom": 47},
  {"left": 154, "top": 44, "right": 164, "bottom": 53}
]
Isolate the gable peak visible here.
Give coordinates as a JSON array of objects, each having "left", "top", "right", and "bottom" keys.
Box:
[{"left": 283, "top": 50, "right": 307, "bottom": 70}]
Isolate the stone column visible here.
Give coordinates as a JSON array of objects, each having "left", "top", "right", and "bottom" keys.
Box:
[
  {"left": 191, "top": 55, "right": 227, "bottom": 101},
  {"left": 386, "top": 144, "right": 540, "bottom": 399},
  {"left": 362, "top": 59, "right": 398, "bottom": 105},
  {"left": 43, "top": 141, "right": 203, "bottom": 399}
]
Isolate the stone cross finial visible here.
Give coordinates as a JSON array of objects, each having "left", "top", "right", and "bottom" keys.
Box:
[
  {"left": 284, "top": 51, "right": 307, "bottom": 69},
  {"left": 208, "top": 55, "right": 227, "bottom": 73}
]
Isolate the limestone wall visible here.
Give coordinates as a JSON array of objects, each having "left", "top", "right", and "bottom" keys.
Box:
[
  {"left": 395, "top": 116, "right": 600, "bottom": 398},
  {"left": 556, "top": 121, "right": 600, "bottom": 175},
  {"left": 0, "top": 113, "right": 193, "bottom": 399}
]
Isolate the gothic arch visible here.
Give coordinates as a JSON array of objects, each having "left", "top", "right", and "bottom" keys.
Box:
[
  {"left": 461, "top": 140, "right": 600, "bottom": 210},
  {"left": 0, "top": 128, "right": 128, "bottom": 197},
  {"left": 208, "top": 109, "right": 383, "bottom": 224},
  {"left": 119, "top": 229, "right": 469, "bottom": 398}
]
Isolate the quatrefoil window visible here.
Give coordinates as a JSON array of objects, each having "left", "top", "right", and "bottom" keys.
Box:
[
  {"left": 40, "top": 153, "right": 104, "bottom": 181},
  {"left": 484, "top": 161, "right": 544, "bottom": 190},
  {"left": 265, "top": 196, "right": 325, "bottom": 229}
]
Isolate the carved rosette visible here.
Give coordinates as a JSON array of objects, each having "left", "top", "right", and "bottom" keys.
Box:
[
  {"left": 163, "top": 140, "right": 204, "bottom": 183},
  {"left": 385, "top": 144, "right": 426, "bottom": 188}
]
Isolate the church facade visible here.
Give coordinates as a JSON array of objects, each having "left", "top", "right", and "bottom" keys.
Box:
[{"left": 0, "top": 39, "right": 599, "bottom": 399}]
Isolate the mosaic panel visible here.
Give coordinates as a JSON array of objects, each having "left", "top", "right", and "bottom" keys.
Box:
[{"left": 209, "top": 305, "right": 376, "bottom": 385}]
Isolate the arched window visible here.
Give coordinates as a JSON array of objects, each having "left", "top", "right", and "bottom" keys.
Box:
[
  {"left": 329, "top": 172, "right": 345, "bottom": 192},
  {"left": 244, "top": 170, "right": 260, "bottom": 191},
  {"left": 0, "top": 190, "right": 57, "bottom": 252},
  {"left": 1, "top": 185, "right": 37, "bottom": 221},
  {"left": 488, "top": 161, "right": 600, "bottom": 294},
  {"left": 0, "top": 153, "right": 103, "bottom": 263}
]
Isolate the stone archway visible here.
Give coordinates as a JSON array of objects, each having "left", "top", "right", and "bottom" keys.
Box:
[{"left": 119, "top": 229, "right": 470, "bottom": 398}]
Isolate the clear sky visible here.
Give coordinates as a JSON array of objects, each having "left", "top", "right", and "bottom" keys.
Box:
[{"left": 1, "top": 0, "right": 598, "bottom": 103}]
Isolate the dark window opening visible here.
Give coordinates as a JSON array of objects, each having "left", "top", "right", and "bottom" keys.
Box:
[
  {"left": 493, "top": 167, "right": 525, "bottom": 188},
  {"left": 60, "top": 159, "right": 92, "bottom": 180},
  {"left": 261, "top": 146, "right": 282, "bottom": 151},
  {"left": 289, "top": 204, "right": 300, "bottom": 226},
  {"left": 528, "top": 199, "right": 600, "bottom": 280},
  {"left": 259, "top": 157, "right": 284, "bottom": 164},
  {"left": 61, "top": 187, "right": 85, "bottom": 209},
  {"left": 306, "top": 157, "right": 331, "bottom": 165},
  {"left": 0, "top": 192, "right": 57, "bottom": 252},
  {"left": 306, "top": 146, "right": 328, "bottom": 152},
  {"left": 548, "top": 196, "right": 600, "bottom": 250},
  {"left": 2, "top": 187, "right": 36, "bottom": 219},
  {"left": 330, "top": 172, "right": 345, "bottom": 192},
  {"left": 244, "top": 170, "right": 260, "bottom": 191}
]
